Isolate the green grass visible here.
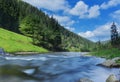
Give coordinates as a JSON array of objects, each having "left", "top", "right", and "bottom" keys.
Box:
[
  {"left": 0, "top": 28, "right": 48, "bottom": 53},
  {"left": 91, "top": 48, "right": 120, "bottom": 59},
  {"left": 116, "top": 59, "right": 120, "bottom": 64}
]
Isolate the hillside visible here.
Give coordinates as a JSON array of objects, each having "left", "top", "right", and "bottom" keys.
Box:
[
  {"left": 0, "top": 28, "right": 48, "bottom": 53},
  {"left": 60, "top": 27, "right": 95, "bottom": 51},
  {"left": 0, "top": 0, "right": 95, "bottom": 51}
]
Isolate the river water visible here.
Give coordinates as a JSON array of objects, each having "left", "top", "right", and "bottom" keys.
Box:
[{"left": 0, "top": 52, "right": 119, "bottom": 82}]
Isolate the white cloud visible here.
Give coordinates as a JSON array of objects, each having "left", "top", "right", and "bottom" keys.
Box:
[
  {"left": 23, "top": 0, "right": 69, "bottom": 11},
  {"left": 69, "top": 1, "right": 100, "bottom": 18},
  {"left": 101, "top": 0, "right": 120, "bottom": 9},
  {"left": 111, "top": 10, "right": 120, "bottom": 22},
  {"left": 79, "top": 31, "right": 95, "bottom": 38},
  {"left": 65, "top": 27, "right": 75, "bottom": 31},
  {"left": 88, "top": 5, "right": 100, "bottom": 18},
  {"left": 78, "top": 22, "right": 120, "bottom": 41},
  {"left": 53, "top": 15, "right": 75, "bottom": 26},
  {"left": 66, "top": 20, "right": 75, "bottom": 26},
  {"left": 69, "top": 1, "right": 88, "bottom": 18}
]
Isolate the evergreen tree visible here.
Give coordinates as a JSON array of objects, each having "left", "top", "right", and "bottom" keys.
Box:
[{"left": 111, "top": 22, "right": 119, "bottom": 46}]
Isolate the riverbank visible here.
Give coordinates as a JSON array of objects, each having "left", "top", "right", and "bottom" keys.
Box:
[
  {"left": 91, "top": 48, "right": 120, "bottom": 68},
  {"left": 91, "top": 48, "right": 120, "bottom": 59}
]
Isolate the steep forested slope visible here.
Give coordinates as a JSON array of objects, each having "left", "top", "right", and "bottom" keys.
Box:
[{"left": 0, "top": 0, "right": 95, "bottom": 51}]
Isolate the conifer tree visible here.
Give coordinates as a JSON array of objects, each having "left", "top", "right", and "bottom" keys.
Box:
[{"left": 111, "top": 22, "right": 119, "bottom": 46}]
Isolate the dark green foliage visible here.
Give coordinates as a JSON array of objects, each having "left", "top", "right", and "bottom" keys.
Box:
[
  {"left": 111, "top": 22, "right": 119, "bottom": 47},
  {"left": 0, "top": 0, "right": 19, "bottom": 32},
  {"left": 0, "top": 0, "right": 95, "bottom": 51}
]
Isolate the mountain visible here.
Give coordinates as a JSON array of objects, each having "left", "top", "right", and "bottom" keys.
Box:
[{"left": 0, "top": 0, "right": 95, "bottom": 52}]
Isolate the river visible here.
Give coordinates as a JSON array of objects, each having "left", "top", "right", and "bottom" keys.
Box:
[{"left": 0, "top": 52, "right": 119, "bottom": 82}]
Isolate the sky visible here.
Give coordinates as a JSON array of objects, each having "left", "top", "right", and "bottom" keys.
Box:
[{"left": 23, "top": 0, "right": 120, "bottom": 42}]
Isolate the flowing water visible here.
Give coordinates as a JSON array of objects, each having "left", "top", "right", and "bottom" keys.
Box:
[{"left": 0, "top": 52, "right": 119, "bottom": 82}]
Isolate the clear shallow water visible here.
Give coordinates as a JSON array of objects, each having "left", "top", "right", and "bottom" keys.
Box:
[{"left": 0, "top": 52, "right": 119, "bottom": 82}]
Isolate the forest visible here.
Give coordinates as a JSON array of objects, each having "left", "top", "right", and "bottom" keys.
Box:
[{"left": 0, "top": 0, "right": 95, "bottom": 51}]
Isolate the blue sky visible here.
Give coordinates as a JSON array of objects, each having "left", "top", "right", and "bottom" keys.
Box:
[{"left": 23, "top": 0, "right": 120, "bottom": 42}]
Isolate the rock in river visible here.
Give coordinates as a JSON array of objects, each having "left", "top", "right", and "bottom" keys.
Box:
[
  {"left": 79, "top": 78, "right": 93, "bottom": 82},
  {"left": 99, "top": 57, "right": 120, "bottom": 68},
  {"left": 100, "top": 59, "right": 115, "bottom": 67},
  {"left": 106, "top": 74, "right": 119, "bottom": 82}
]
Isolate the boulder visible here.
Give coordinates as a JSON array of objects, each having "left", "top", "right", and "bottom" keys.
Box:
[
  {"left": 106, "top": 74, "right": 119, "bottom": 82},
  {"left": 0, "top": 48, "right": 5, "bottom": 55},
  {"left": 98, "top": 57, "right": 120, "bottom": 68},
  {"left": 112, "top": 57, "right": 120, "bottom": 61},
  {"left": 79, "top": 78, "right": 93, "bottom": 82},
  {"left": 100, "top": 60, "right": 115, "bottom": 67}
]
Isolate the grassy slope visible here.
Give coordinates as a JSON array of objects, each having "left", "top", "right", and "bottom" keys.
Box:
[
  {"left": 0, "top": 28, "right": 48, "bottom": 53},
  {"left": 91, "top": 48, "right": 120, "bottom": 59}
]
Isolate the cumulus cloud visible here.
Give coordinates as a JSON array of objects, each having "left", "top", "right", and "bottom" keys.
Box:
[
  {"left": 53, "top": 15, "right": 74, "bottom": 26},
  {"left": 69, "top": 1, "right": 100, "bottom": 18},
  {"left": 111, "top": 10, "right": 120, "bottom": 22},
  {"left": 23, "top": 0, "right": 69, "bottom": 11},
  {"left": 79, "top": 22, "right": 120, "bottom": 41},
  {"left": 101, "top": 0, "right": 120, "bottom": 9},
  {"left": 88, "top": 5, "right": 100, "bottom": 18},
  {"left": 69, "top": 0, "right": 120, "bottom": 18},
  {"left": 69, "top": 1, "right": 88, "bottom": 18},
  {"left": 65, "top": 27, "right": 75, "bottom": 31}
]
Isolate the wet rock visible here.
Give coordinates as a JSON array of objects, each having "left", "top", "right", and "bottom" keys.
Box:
[
  {"left": 99, "top": 57, "right": 120, "bottom": 68},
  {"left": 100, "top": 60, "right": 115, "bottom": 67},
  {"left": 112, "top": 57, "right": 120, "bottom": 61},
  {"left": 0, "top": 48, "right": 5, "bottom": 55},
  {"left": 79, "top": 78, "right": 93, "bottom": 82},
  {"left": 106, "top": 74, "right": 119, "bottom": 82}
]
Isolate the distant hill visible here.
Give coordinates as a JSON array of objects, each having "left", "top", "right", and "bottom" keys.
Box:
[
  {"left": 0, "top": 28, "right": 48, "bottom": 53},
  {"left": 0, "top": 0, "right": 95, "bottom": 51},
  {"left": 101, "top": 40, "right": 110, "bottom": 44}
]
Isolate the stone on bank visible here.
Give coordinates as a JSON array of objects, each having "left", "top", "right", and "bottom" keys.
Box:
[
  {"left": 106, "top": 74, "right": 119, "bottom": 82},
  {"left": 79, "top": 78, "right": 93, "bottom": 82},
  {"left": 98, "top": 57, "right": 120, "bottom": 68},
  {"left": 0, "top": 48, "right": 5, "bottom": 55}
]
